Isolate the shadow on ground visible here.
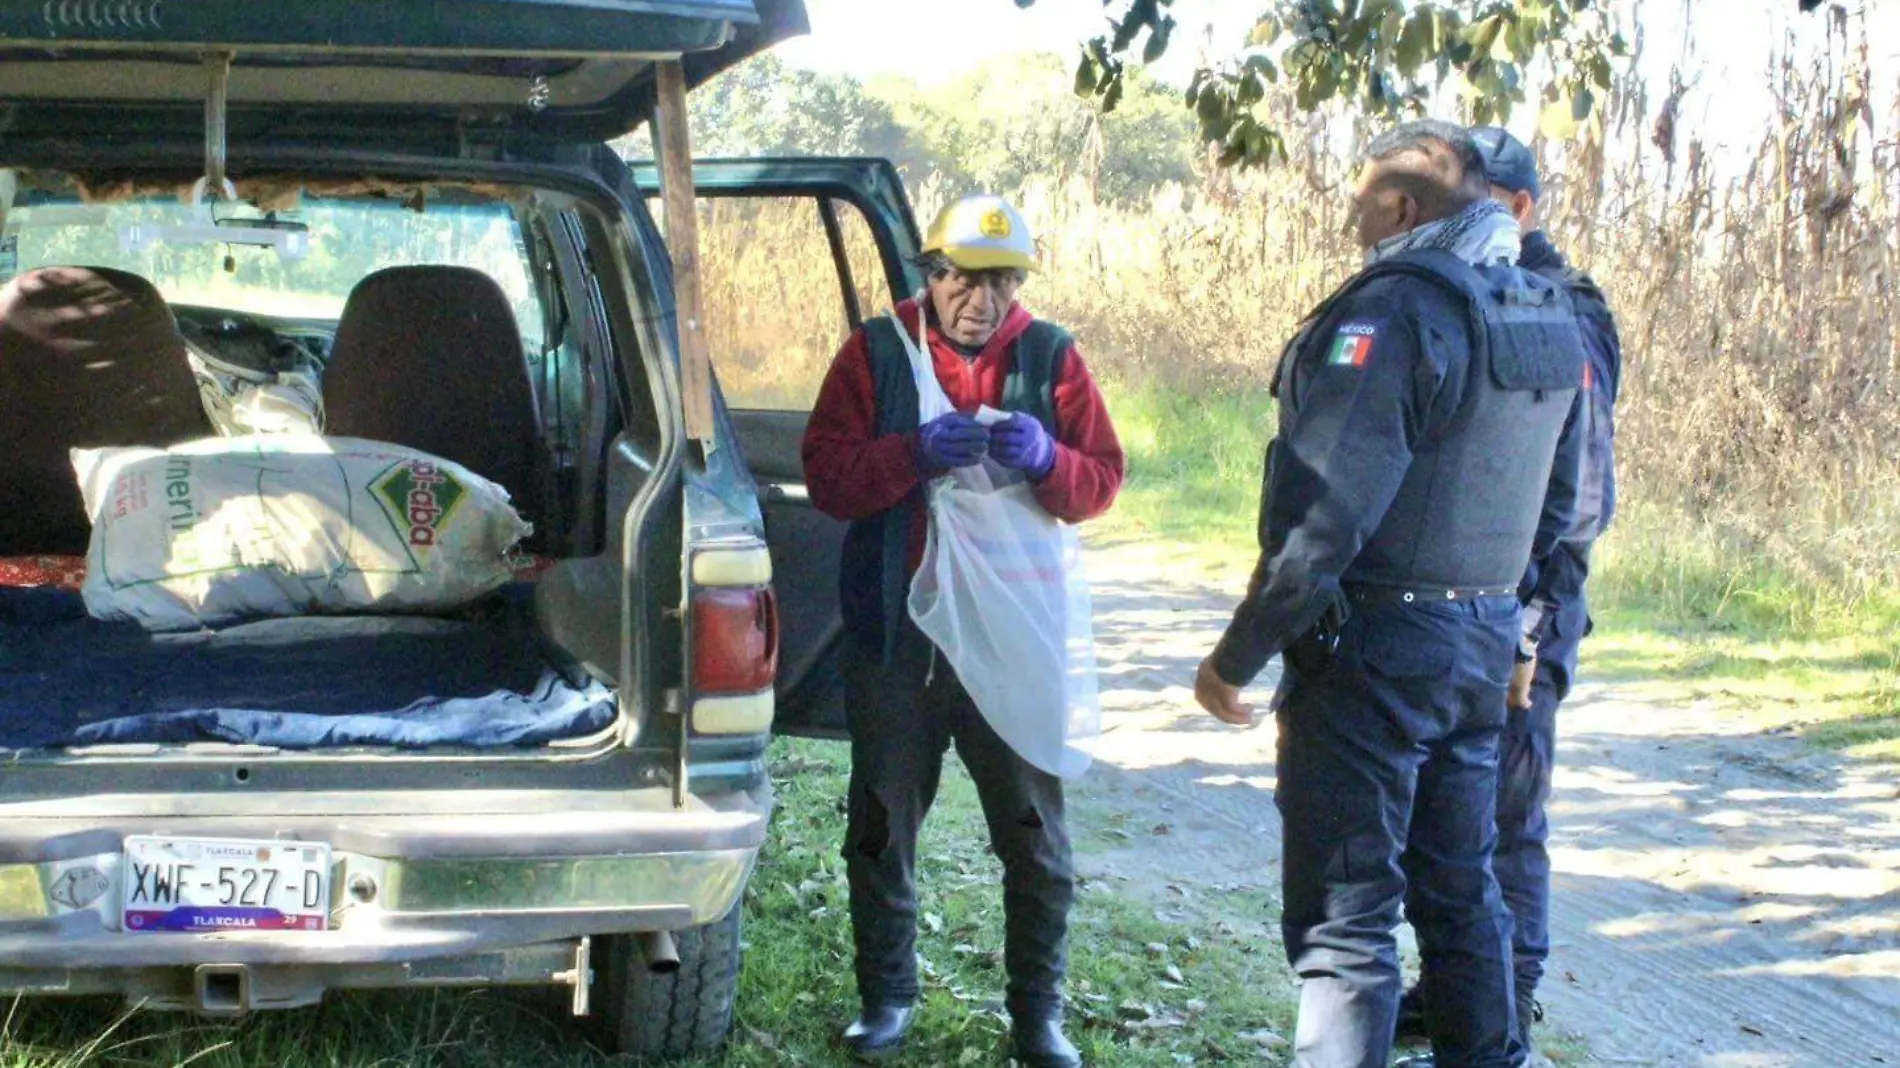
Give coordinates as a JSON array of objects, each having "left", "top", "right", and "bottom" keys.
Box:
[{"left": 1075, "top": 538, "right": 1900, "bottom": 1068}]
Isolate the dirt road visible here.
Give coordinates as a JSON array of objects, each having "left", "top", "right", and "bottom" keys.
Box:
[{"left": 1069, "top": 537, "right": 1900, "bottom": 1067}]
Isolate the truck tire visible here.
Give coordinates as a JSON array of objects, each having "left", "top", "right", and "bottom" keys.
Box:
[{"left": 595, "top": 905, "right": 744, "bottom": 1060}]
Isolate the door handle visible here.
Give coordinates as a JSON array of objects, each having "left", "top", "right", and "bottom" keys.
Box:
[{"left": 757, "top": 481, "right": 810, "bottom": 505}]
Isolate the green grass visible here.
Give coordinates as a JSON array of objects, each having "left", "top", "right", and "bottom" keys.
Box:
[
  {"left": 1097, "top": 378, "right": 1900, "bottom": 756},
  {"left": 1584, "top": 506, "right": 1900, "bottom": 757},
  {"left": 0, "top": 741, "right": 1299, "bottom": 1067},
  {"left": 721, "top": 743, "right": 1298, "bottom": 1067},
  {"left": 1095, "top": 376, "right": 1273, "bottom": 552}
]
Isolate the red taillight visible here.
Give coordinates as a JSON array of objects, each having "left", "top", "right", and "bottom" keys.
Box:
[{"left": 692, "top": 586, "right": 778, "bottom": 695}]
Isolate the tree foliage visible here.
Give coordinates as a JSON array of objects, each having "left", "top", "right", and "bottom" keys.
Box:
[
  {"left": 1023, "top": 0, "right": 1813, "bottom": 167},
  {"left": 879, "top": 53, "right": 1199, "bottom": 199},
  {"left": 628, "top": 53, "right": 1200, "bottom": 202}
]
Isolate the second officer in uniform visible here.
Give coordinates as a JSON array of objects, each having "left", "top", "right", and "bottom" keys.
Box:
[{"left": 1194, "top": 121, "right": 1587, "bottom": 1068}]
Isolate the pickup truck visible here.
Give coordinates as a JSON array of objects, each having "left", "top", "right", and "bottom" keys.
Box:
[{"left": 0, "top": 1, "right": 924, "bottom": 1058}]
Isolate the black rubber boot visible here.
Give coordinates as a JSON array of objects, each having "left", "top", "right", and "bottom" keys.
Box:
[
  {"left": 1394, "top": 981, "right": 1429, "bottom": 1041},
  {"left": 1012, "top": 1011, "right": 1082, "bottom": 1068},
  {"left": 1519, "top": 994, "right": 1546, "bottom": 1061},
  {"left": 841, "top": 1003, "right": 914, "bottom": 1060}
]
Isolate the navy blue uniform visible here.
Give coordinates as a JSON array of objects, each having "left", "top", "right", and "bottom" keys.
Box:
[
  {"left": 1214, "top": 248, "right": 1585, "bottom": 1068},
  {"left": 1493, "top": 229, "right": 1621, "bottom": 1016}
]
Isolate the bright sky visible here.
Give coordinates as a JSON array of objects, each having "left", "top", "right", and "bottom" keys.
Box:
[
  {"left": 776, "top": 0, "right": 1900, "bottom": 173},
  {"left": 775, "top": 0, "right": 1256, "bottom": 87}
]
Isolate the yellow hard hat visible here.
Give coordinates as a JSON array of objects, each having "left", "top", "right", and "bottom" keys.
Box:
[{"left": 922, "top": 195, "right": 1038, "bottom": 274}]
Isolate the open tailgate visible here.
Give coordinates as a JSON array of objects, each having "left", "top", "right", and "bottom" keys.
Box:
[{"left": 0, "top": 0, "right": 808, "bottom": 141}]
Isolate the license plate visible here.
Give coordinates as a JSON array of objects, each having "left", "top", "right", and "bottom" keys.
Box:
[{"left": 121, "top": 836, "right": 331, "bottom": 933}]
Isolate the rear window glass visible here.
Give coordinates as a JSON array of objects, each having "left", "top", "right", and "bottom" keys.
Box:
[{"left": 2, "top": 195, "right": 544, "bottom": 346}]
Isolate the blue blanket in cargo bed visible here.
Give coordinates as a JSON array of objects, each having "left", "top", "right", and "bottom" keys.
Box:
[{"left": 0, "top": 585, "right": 616, "bottom": 750}]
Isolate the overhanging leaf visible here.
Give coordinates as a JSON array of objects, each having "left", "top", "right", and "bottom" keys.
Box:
[
  {"left": 1468, "top": 14, "right": 1506, "bottom": 59},
  {"left": 1244, "top": 54, "right": 1280, "bottom": 83},
  {"left": 1572, "top": 84, "right": 1596, "bottom": 121},
  {"left": 1144, "top": 16, "right": 1175, "bottom": 65},
  {"left": 1074, "top": 56, "right": 1099, "bottom": 97},
  {"left": 1238, "top": 70, "right": 1266, "bottom": 107},
  {"left": 1010, "top": 0, "right": 1822, "bottom": 170},
  {"left": 1196, "top": 85, "right": 1227, "bottom": 124},
  {"left": 1540, "top": 96, "right": 1581, "bottom": 139},
  {"left": 1395, "top": 11, "right": 1432, "bottom": 76},
  {"left": 1379, "top": 4, "right": 1406, "bottom": 54}
]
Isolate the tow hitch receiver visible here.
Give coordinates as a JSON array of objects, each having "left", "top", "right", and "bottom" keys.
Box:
[{"left": 194, "top": 964, "right": 251, "bottom": 1016}]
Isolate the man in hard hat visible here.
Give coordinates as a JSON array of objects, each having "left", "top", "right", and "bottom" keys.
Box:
[
  {"left": 1193, "top": 120, "right": 1587, "bottom": 1068},
  {"left": 802, "top": 194, "right": 1124, "bottom": 1066},
  {"left": 1391, "top": 126, "right": 1623, "bottom": 1065}
]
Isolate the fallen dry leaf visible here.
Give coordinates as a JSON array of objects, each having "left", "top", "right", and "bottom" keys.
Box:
[{"left": 1237, "top": 1028, "right": 1287, "bottom": 1050}]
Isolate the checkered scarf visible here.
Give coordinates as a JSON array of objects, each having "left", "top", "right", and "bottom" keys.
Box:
[{"left": 1365, "top": 199, "right": 1521, "bottom": 268}]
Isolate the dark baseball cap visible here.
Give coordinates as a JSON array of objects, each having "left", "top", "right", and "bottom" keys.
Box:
[{"left": 1470, "top": 125, "right": 1541, "bottom": 201}]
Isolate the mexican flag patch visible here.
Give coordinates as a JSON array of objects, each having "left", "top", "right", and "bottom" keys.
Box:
[{"left": 1328, "top": 322, "right": 1376, "bottom": 367}]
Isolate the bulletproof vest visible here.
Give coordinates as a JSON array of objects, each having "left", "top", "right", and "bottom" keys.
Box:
[
  {"left": 1529, "top": 258, "right": 1619, "bottom": 538},
  {"left": 1325, "top": 249, "right": 1585, "bottom": 590},
  {"left": 843, "top": 315, "right": 1068, "bottom": 662}
]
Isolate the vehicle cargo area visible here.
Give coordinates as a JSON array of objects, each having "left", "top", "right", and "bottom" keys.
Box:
[
  {"left": 0, "top": 583, "right": 613, "bottom": 750},
  {"left": 0, "top": 170, "right": 636, "bottom": 754}
]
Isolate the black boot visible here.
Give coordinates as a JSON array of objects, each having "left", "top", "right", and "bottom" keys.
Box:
[
  {"left": 1012, "top": 1011, "right": 1082, "bottom": 1068},
  {"left": 1394, "top": 981, "right": 1428, "bottom": 1041},
  {"left": 1519, "top": 994, "right": 1544, "bottom": 1034},
  {"left": 1518, "top": 994, "right": 1546, "bottom": 1061},
  {"left": 841, "top": 1003, "right": 914, "bottom": 1060}
]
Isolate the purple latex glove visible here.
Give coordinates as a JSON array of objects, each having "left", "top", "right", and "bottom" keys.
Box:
[
  {"left": 989, "top": 413, "right": 1058, "bottom": 479},
  {"left": 914, "top": 412, "right": 989, "bottom": 472}
]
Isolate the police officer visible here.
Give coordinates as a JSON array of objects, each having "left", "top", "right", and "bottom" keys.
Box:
[
  {"left": 1193, "top": 121, "right": 1587, "bottom": 1068},
  {"left": 803, "top": 195, "right": 1125, "bottom": 1066},
  {"left": 1392, "top": 126, "right": 1623, "bottom": 1059}
]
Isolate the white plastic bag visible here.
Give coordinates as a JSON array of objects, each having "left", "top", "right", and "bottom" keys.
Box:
[
  {"left": 186, "top": 344, "right": 324, "bottom": 436},
  {"left": 891, "top": 311, "right": 1101, "bottom": 778},
  {"left": 73, "top": 435, "right": 532, "bottom": 631}
]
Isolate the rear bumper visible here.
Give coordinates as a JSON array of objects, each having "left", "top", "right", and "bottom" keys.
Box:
[{"left": 0, "top": 785, "right": 767, "bottom": 1009}]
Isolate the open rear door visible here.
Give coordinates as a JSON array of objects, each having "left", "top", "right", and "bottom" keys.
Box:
[
  {"left": 631, "top": 158, "right": 921, "bottom": 737},
  {"left": 0, "top": 0, "right": 808, "bottom": 144}
]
